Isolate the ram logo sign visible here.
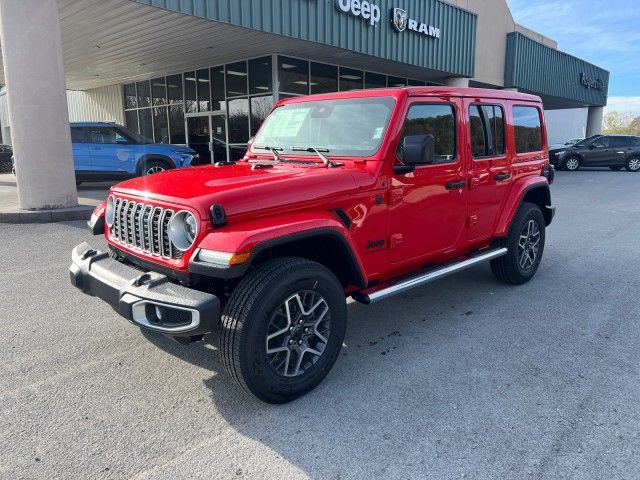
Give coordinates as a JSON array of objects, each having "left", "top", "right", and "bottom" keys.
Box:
[
  {"left": 390, "top": 7, "right": 441, "bottom": 39},
  {"left": 391, "top": 8, "right": 408, "bottom": 32}
]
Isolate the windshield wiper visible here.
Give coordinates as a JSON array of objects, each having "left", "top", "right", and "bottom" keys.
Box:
[
  {"left": 252, "top": 145, "right": 283, "bottom": 162},
  {"left": 291, "top": 147, "right": 342, "bottom": 168}
]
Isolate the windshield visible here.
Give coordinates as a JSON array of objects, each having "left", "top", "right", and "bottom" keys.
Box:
[
  {"left": 572, "top": 135, "right": 601, "bottom": 148},
  {"left": 116, "top": 126, "right": 153, "bottom": 144},
  {"left": 251, "top": 97, "right": 396, "bottom": 157}
]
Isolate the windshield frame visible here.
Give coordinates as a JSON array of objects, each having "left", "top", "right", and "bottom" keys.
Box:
[
  {"left": 116, "top": 125, "right": 153, "bottom": 145},
  {"left": 250, "top": 96, "right": 397, "bottom": 159}
]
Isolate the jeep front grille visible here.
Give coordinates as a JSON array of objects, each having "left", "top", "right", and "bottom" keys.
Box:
[{"left": 111, "top": 198, "right": 179, "bottom": 259}]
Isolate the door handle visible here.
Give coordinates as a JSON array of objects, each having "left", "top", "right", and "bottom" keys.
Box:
[
  {"left": 446, "top": 180, "right": 466, "bottom": 190},
  {"left": 495, "top": 173, "right": 511, "bottom": 181}
]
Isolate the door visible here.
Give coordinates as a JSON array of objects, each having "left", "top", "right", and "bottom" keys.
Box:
[
  {"left": 187, "top": 113, "right": 228, "bottom": 164},
  {"left": 86, "top": 126, "right": 136, "bottom": 173},
  {"left": 70, "top": 126, "right": 91, "bottom": 172},
  {"left": 388, "top": 101, "right": 467, "bottom": 263},
  {"left": 610, "top": 136, "right": 633, "bottom": 166},
  {"left": 465, "top": 101, "right": 511, "bottom": 241},
  {"left": 583, "top": 136, "right": 614, "bottom": 166}
]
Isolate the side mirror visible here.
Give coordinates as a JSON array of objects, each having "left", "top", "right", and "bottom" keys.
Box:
[{"left": 394, "top": 134, "right": 435, "bottom": 174}]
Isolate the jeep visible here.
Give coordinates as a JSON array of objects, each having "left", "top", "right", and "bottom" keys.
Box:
[{"left": 70, "top": 87, "right": 555, "bottom": 403}]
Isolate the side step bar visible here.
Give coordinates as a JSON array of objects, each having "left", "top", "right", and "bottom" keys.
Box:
[{"left": 351, "top": 248, "right": 508, "bottom": 305}]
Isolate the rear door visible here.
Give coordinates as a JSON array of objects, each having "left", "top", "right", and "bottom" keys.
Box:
[
  {"left": 610, "top": 136, "right": 633, "bottom": 166},
  {"left": 70, "top": 126, "right": 91, "bottom": 172},
  {"left": 464, "top": 100, "right": 511, "bottom": 241}
]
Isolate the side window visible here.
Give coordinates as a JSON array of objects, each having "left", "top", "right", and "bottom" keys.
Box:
[
  {"left": 70, "top": 127, "right": 86, "bottom": 143},
  {"left": 592, "top": 136, "right": 610, "bottom": 148},
  {"left": 469, "top": 104, "right": 505, "bottom": 158},
  {"left": 612, "top": 137, "right": 631, "bottom": 147},
  {"left": 400, "top": 104, "right": 456, "bottom": 164},
  {"left": 513, "top": 106, "right": 543, "bottom": 153},
  {"left": 87, "top": 127, "right": 130, "bottom": 144}
]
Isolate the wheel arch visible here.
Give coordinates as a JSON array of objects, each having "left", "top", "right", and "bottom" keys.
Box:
[
  {"left": 495, "top": 179, "right": 553, "bottom": 237},
  {"left": 136, "top": 154, "right": 175, "bottom": 175}
]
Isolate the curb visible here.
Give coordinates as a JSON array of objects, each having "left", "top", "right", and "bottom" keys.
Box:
[{"left": 0, "top": 205, "right": 94, "bottom": 224}]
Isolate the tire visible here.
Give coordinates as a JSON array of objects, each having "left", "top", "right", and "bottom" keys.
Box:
[
  {"left": 609, "top": 166, "right": 623, "bottom": 171},
  {"left": 141, "top": 159, "right": 170, "bottom": 176},
  {"left": 563, "top": 156, "right": 581, "bottom": 171},
  {"left": 220, "top": 257, "right": 347, "bottom": 404},
  {"left": 625, "top": 156, "right": 640, "bottom": 172},
  {"left": 491, "top": 202, "right": 546, "bottom": 285}
]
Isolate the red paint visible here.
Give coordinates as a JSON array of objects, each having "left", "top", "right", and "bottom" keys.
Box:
[{"left": 98, "top": 87, "right": 552, "bottom": 288}]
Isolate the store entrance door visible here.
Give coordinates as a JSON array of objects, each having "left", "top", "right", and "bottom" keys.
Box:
[{"left": 186, "top": 112, "right": 228, "bottom": 164}]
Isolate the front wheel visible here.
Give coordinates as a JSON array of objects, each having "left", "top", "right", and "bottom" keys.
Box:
[
  {"left": 220, "top": 257, "right": 347, "bottom": 404},
  {"left": 142, "top": 160, "right": 169, "bottom": 176},
  {"left": 563, "top": 156, "right": 581, "bottom": 171},
  {"left": 625, "top": 157, "right": 640, "bottom": 172},
  {"left": 491, "top": 202, "right": 546, "bottom": 285}
]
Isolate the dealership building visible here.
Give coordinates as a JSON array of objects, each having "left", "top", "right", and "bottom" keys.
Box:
[{"left": 0, "top": 0, "right": 609, "bottom": 210}]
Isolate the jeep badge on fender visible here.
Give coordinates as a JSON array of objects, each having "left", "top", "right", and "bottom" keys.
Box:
[{"left": 70, "top": 86, "right": 555, "bottom": 404}]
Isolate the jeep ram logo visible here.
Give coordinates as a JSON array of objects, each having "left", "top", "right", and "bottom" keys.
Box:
[
  {"left": 366, "top": 239, "right": 385, "bottom": 250},
  {"left": 391, "top": 8, "right": 408, "bottom": 32},
  {"left": 335, "top": 0, "right": 381, "bottom": 26},
  {"left": 580, "top": 72, "right": 605, "bottom": 91}
]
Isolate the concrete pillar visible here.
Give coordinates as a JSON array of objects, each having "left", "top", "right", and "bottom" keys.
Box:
[
  {"left": 586, "top": 106, "right": 604, "bottom": 137},
  {"left": 0, "top": 0, "right": 77, "bottom": 210},
  {"left": 445, "top": 77, "right": 469, "bottom": 87}
]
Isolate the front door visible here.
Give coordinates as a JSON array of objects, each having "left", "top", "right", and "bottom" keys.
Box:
[
  {"left": 388, "top": 100, "right": 467, "bottom": 263},
  {"left": 464, "top": 100, "right": 511, "bottom": 241},
  {"left": 187, "top": 113, "right": 228, "bottom": 164},
  {"left": 583, "top": 136, "right": 614, "bottom": 166}
]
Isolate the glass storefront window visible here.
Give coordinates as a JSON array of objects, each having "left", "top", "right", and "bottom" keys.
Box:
[
  {"left": 387, "top": 76, "right": 407, "bottom": 88},
  {"left": 310, "top": 62, "right": 338, "bottom": 94},
  {"left": 184, "top": 71, "right": 197, "bottom": 113},
  {"left": 227, "top": 98, "right": 249, "bottom": 143},
  {"left": 124, "top": 109, "right": 138, "bottom": 132},
  {"left": 124, "top": 83, "right": 137, "bottom": 109},
  {"left": 211, "top": 66, "right": 225, "bottom": 111},
  {"left": 138, "top": 108, "right": 153, "bottom": 141},
  {"left": 153, "top": 107, "right": 169, "bottom": 143},
  {"left": 365, "top": 72, "right": 387, "bottom": 89},
  {"left": 408, "top": 79, "right": 426, "bottom": 86},
  {"left": 136, "top": 81, "right": 151, "bottom": 108},
  {"left": 278, "top": 56, "right": 308, "bottom": 95},
  {"left": 166, "top": 74, "right": 183, "bottom": 104},
  {"left": 226, "top": 61, "right": 248, "bottom": 97},
  {"left": 250, "top": 95, "right": 274, "bottom": 137},
  {"left": 168, "top": 105, "right": 185, "bottom": 144},
  {"left": 249, "top": 57, "right": 273, "bottom": 95},
  {"left": 197, "top": 68, "right": 211, "bottom": 112},
  {"left": 151, "top": 77, "right": 167, "bottom": 106},
  {"left": 339, "top": 67, "right": 363, "bottom": 91}
]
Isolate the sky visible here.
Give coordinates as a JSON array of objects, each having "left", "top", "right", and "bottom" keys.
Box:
[{"left": 507, "top": 0, "right": 640, "bottom": 116}]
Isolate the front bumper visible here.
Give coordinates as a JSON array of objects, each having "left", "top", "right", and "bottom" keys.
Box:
[{"left": 69, "top": 242, "right": 220, "bottom": 337}]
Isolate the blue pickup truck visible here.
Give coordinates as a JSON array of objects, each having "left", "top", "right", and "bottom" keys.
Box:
[{"left": 70, "top": 122, "right": 199, "bottom": 183}]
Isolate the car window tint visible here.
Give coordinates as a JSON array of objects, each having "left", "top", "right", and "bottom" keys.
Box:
[
  {"left": 88, "top": 128, "right": 127, "bottom": 144},
  {"left": 469, "top": 104, "right": 505, "bottom": 158},
  {"left": 513, "top": 106, "right": 542, "bottom": 153},
  {"left": 70, "top": 127, "right": 86, "bottom": 143},
  {"left": 401, "top": 104, "right": 456, "bottom": 163},
  {"left": 593, "top": 137, "right": 610, "bottom": 148},
  {"left": 612, "top": 137, "right": 631, "bottom": 147}
]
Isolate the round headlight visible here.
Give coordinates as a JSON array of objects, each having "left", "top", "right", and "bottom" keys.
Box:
[
  {"left": 168, "top": 211, "right": 198, "bottom": 251},
  {"left": 105, "top": 195, "right": 115, "bottom": 227}
]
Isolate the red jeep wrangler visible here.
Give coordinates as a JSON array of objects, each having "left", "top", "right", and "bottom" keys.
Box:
[{"left": 70, "top": 87, "right": 555, "bottom": 403}]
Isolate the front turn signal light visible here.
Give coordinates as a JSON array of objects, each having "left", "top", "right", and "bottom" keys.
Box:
[{"left": 197, "top": 249, "right": 251, "bottom": 267}]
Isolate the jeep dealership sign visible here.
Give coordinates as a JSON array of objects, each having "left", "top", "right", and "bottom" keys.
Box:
[{"left": 335, "top": 0, "right": 440, "bottom": 39}]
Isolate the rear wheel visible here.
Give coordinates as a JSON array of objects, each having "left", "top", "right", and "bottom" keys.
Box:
[
  {"left": 491, "top": 202, "right": 546, "bottom": 285},
  {"left": 564, "top": 156, "right": 581, "bottom": 171},
  {"left": 625, "top": 157, "right": 640, "bottom": 172},
  {"left": 220, "top": 257, "right": 347, "bottom": 404}
]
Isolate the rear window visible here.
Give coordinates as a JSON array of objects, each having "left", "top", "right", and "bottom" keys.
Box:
[{"left": 513, "top": 106, "right": 543, "bottom": 153}]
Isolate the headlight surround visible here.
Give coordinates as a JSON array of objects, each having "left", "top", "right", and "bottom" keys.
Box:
[
  {"left": 105, "top": 195, "right": 115, "bottom": 227},
  {"left": 168, "top": 210, "right": 198, "bottom": 251}
]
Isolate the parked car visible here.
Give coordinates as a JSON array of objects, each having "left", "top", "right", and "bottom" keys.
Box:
[
  {"left": 70, "top": 87, "right": 555, "bottom": 403},
  {"left": 70, "top": 122, "right": 200, "bottom": 183},
  {"left": 0, "top": 144, "right": 12, "bottom": 173},
  {"left": 550, "top": 134, "right": 640, "bottom": 171}
]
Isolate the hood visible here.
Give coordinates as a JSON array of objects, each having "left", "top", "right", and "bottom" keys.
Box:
[
  {"left": 143, "top": 143, "right": 194, "bottom": 154},
  {"left": 111, "top": 162, "right": 363, "bottom": 219}
]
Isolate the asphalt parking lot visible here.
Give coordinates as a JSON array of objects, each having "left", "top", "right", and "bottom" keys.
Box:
[{"left": 1, "top": 169, "right": 639, "bottom": 479}]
